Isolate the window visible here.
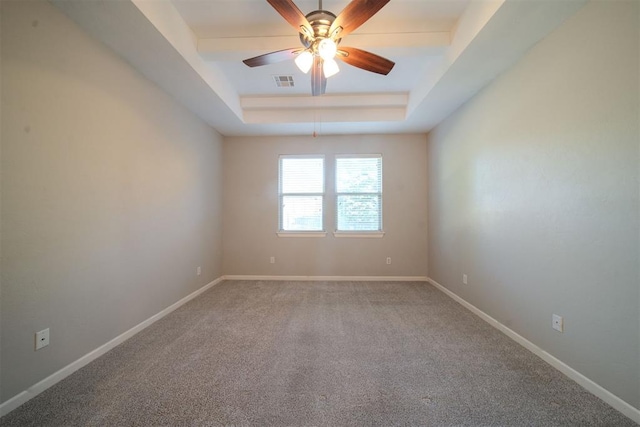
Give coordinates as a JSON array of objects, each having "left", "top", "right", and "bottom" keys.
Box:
[
  {"left": 279, "top": 155, "right": 324, "bottom": 232},
  {"left": 336, "top": 155, "right": 383, "bottom": 232}
]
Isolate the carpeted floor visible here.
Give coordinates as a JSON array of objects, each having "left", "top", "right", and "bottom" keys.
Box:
[{"left": 1, "top": 280, "right": 636, "bottom": 426}]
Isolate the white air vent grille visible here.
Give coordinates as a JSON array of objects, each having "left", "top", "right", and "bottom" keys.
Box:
[{"left": 273, "top": 75, "right": 295, "bottom": 88}]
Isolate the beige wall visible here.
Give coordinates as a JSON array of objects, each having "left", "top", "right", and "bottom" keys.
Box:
[
  {"left": 3, "top": 0, "right": 637, "bottom": 417},
  {"left": 427, "top": 0, "right": 639, "bottom": 409},
  {"left": 0, "top": 0, "right": 223, "bottom": 403},
  {"left": 222, "top": 134, "right": 428, "bottom": 277}
]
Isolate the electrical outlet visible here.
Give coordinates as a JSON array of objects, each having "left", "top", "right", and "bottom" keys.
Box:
[
  {"left": 552, "top": 314, "right": 564, "bottom": 332},
  {"left": 463, "top": 274, "right": 468, "bottom": 285},
  {"left": 386, "top": 257, "right": 392, "bottom": 265},
  {"left": 196, "top": 266, "right": 201, "bottom": 276},
  {"left": 270, "top": 256, "right": 275, "bottom": 264},
  {"left": 35, "top": 328, "right": 50, "bottom": 350}
]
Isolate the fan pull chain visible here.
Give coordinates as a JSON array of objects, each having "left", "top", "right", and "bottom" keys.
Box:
[{"left": 313, "top": 106, "right": 317, "bottom": 138}]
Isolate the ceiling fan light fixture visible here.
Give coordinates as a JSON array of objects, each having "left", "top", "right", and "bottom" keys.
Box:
[
  {"left": 295, "top": 50, "right": 314, "bottom": 73},
  {"left": 318, "top": 38, "right": 337, "bottom": 61},
  {"left": 243, "top": 0, "right": 394, "bottom": 95},
  {"left": 323, "top": 58, "right": 339, "bottom": 78}
]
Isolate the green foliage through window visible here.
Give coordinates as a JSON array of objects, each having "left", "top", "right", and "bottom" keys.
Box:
[{"left": 336, "top": 156, "right": 382, "bottom": 232}]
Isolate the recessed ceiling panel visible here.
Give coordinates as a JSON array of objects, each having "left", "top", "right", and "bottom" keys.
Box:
[{"left": 53, "top": 0, "right": 589, "bottom": 135}]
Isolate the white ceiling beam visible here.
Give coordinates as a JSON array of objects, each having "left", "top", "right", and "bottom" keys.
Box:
[
  {"left": 198, "top": 32, "right": 450, "bottom": 61},
  {"left": 243, "top": 106, "right": 406, "bottom": 124},
  {"left": 241, "top": 93, "right": 408, "bottom": 110},
  {"left": 241, "top": 93, "right": 408, "bottom": 124}
]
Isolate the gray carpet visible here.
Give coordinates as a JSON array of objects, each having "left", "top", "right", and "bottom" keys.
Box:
[{"left": 1, "top": 280, "right": 636, "bottom": 426}]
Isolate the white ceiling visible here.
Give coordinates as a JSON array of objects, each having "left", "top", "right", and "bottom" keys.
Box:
[{"left": 51, "top": 0, "right": 587, "bottom": 137}]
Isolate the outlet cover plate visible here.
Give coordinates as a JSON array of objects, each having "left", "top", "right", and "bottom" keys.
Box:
[
  {"left": 552, "top": 314, "right": 564, "bottom": 332},
  {"left": 35, "top": 328, "right": 50, "bottom": 350}
]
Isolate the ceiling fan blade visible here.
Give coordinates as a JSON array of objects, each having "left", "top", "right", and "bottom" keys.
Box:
[
  {"left": 337, "top": 47, "right": 395, "bottom": 75},
  {"left": 311, "top": 56, "right": 327, "bottom": 96},
  {"left": 267, "top": 0, "right": 313, "bottom": 35},
  {"left": 243, "top": 48, "right": 301, "bottom": 67},
  {"left": 329, "top": 0, "right": 391, "bottom": 39}
]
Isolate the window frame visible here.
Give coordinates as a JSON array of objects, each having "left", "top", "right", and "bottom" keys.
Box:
[
  {"left": 277, "top": 154, "right": 327, "bottom": 237},
  {"left": 334, "top": 154, "right": 384, "bottom": 238}
]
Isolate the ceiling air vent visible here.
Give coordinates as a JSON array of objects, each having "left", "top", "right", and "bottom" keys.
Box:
[{"left": 273, "top": 75, "right": 295, "bottom": 88}]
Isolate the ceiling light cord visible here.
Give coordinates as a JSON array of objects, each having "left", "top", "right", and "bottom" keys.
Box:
[{"left": 313, "top": 96, "right": 318, "bottom": 138}]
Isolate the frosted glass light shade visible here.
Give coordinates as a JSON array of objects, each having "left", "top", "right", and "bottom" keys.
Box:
[
  {"left": 318, "top": 38, "right": 337, "bottom": 61},
  {"left": 295, "top": 51, "right": 313, "bottom": 74},
  {"left": 323, "top": 58, "right": 339, "bottom": 78}
]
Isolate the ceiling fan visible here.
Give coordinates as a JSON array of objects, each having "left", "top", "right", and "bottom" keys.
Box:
[{"left": 243, "top": 0, "right": 395, "bottom": 96}]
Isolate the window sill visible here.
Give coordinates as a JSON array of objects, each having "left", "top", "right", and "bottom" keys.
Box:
[
  {"left": 277, "top": 231, "right": 327, "bottom": 238},
  {"left": 333, "top": 231, "right": 385, "bottom": 238}
]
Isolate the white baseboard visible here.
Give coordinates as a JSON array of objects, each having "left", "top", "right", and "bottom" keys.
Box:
[
  {"left": 6, "top": 275, "right": 635, "bottom": 423},
  {"left": 0, "top": 277, "right": 225, "bottom": 417},
  {"left": 427, "top": 277, "right": 640, "bottom": 424},
  {"left": 222, "top": 275, "right": 429, "bottom": 282}
]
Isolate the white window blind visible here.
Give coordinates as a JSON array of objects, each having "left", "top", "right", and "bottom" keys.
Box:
[
  {"left": 336, "top": 155, "right": 382, "bottom": 231},
  {"left": 279, "top": 156, "right": 324, "bottom": 231}
]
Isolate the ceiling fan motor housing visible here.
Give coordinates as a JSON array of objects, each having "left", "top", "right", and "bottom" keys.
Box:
[{"left": 299, "top": 10, "right": 338, "bottom": 48}]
